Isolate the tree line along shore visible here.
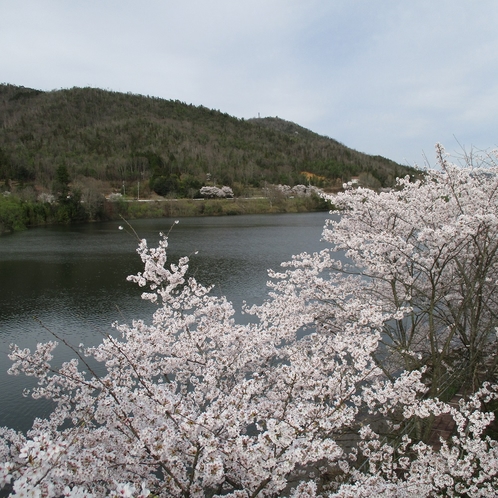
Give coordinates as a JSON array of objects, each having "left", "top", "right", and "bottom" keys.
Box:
[{"left": 0, "top": 183, "right": 331, "bottom": 234}]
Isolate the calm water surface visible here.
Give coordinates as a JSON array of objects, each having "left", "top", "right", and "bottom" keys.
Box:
[{"left": 0, "top": 212, "right": 335, "bottom": 432}]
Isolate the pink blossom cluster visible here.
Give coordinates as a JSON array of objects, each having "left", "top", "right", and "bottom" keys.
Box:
[
  {"left": 2, "top": 144, "right": 498, "bottom": 496},
  {"left": 274, "top": 184, "right": 323, "bottom": 197},
  {"left": 199, "top": 186, "right": 234, "bottom": 198}
]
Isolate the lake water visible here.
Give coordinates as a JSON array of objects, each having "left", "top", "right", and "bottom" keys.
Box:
[{"left": 0, "top": 212, "right": 335, "bottom": 432}]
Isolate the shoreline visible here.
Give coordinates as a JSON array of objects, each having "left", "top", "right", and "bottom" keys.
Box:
[
  {"left": 106, "top": 195, "right": 332, "bottom": 219},
  {"left": 0, "top": 195, "right": 333, "bottom": 234}
]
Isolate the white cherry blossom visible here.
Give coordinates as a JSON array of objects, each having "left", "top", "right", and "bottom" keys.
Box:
[{"left": 1, "top": 144, "right": 498, "bottom": 496}]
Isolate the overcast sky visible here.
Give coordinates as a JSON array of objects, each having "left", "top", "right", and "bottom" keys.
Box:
[{"left": 1, "top": 0, "right": 497, "bottom": 166}]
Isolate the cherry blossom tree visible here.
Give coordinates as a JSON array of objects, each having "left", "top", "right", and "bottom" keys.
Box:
[
  {"left": 273, "top": 144, "right": 498, "bottom": 396},
  {"left": 199, "top": 186, "right": 234, "bottom": 198},
  {"left": 1, "top": 144, "right": 498, "bottom": 497}
]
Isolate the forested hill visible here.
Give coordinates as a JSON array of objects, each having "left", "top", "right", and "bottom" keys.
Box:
[{"left": 0, "top": 84, "right": 418, "bottom": 195}]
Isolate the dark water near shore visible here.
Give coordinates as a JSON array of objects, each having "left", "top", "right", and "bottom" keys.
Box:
[{"left": 0, "top": 212, "right": 335, "bottom": 432}]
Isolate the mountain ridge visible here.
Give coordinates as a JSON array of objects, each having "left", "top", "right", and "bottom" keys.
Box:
[{"left": 0, "top": 84, "right": 419, "bottom": 197}]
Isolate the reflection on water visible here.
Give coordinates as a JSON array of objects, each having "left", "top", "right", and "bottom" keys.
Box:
[{"left": 0, "top": 212, "right": 335, "bottom": 432}]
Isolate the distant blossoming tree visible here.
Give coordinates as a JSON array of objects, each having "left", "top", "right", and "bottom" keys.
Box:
[
  {"left": 199, "top": 186, "right": 234, "bottom": 198},
  {"left": 274, "top": 184, "right": 323, "bottom": 197},
  {"left": 1, "top": 144, "right": 498, "bottom": 497}
]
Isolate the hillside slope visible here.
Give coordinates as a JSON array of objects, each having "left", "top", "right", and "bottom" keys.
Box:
[{"left": 0, "top": 84, "right": 418, "bottom": 196}]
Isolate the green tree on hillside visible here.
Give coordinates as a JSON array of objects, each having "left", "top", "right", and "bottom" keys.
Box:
[{"left": 53, "top": 164, "right": 70, "bottom": 201}]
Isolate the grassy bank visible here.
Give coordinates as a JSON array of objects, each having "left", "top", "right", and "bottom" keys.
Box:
[
  {"left": 106, "top": 194, "right": 331, "bottom": 220},
  {"left": 0, "top": 193, "right": 332, "bottom": 234}
]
